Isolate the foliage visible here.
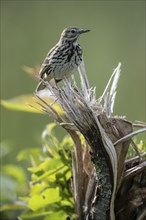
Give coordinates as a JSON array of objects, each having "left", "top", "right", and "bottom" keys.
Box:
[
  {"left": 1, "top": 123, "right": 75, "bottom": 220},
  {"left": 0, "top": 142, "right": 28, "bottom": 219},
  {"left": 1, "top": 94, "right": 63, "bottom": 114}
]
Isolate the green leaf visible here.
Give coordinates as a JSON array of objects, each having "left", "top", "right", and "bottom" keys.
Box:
[
  {"left": 27, "top": 157, "right": 68, "bottom": 184},
  {"left": 43, "top": 210, "right": 68, "bottom": 219},
  {"left": 17, "top": 148, "right": 42, "bottom": 162},
  {"left": 1, "top": 94, "right": 63, "bottom": 114},
  {"left": 0, "top": 203, "right": 27, "bottom": 212},
  {"left": 28, "top": 187, "right": 61, "bottom": 211},
  {"left": 2, "top": 165, "right": 26, "bottom": 185},
  {"left": 29, "top": 183, "right": 47, "bottom": 196},
  {"left": 1, "top": 95, "right": 41, "bottom": 113},
  {"left": 20, "top": 209, "right": 67, "bottom": 219},
  {"left": 20, "top": 210, "right": 52, "bottom": 219},
  {"left": 28, "top": 158, "right": 63, "bottom": 173},
  {"left": 46, "top": 122, "right": 57, "bottom": 135}
]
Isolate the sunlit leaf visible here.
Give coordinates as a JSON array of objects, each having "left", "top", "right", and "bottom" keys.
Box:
[
  {"left": 1, "top": 94, "right": 63, "bottom": 114},
  {"left": 28, "top": 157, "right": 68, "bottom": 184},
  {"left": 28, "top": 187, "right": 61, "bottom": 211},
  {"left": 64, "top": 169, "right": 72, "bottom": 181},
  {"left": 28, "top": 158, "right": 63, "bottom": 173},
  {"left": 0, "top": 203, "right": 27, "bottom": 212},
  {"left": 17, "top": 148, "right": 42, "bottom": 162},
  {"left": 20, "top": 209, "right": 67, "bottom": 219},
  {"left": 1, "top": 119, "right": 74, "bottom": 217},
  {"left": 1, "top": 95, "right": 41, "bottom": 113},
  {"left": 20, "top": 209, "right": 52, "bottom": 219},
  {"left": 2, "top": 165, "right": 26, "bottom": 184},
  {"left": 29, "top": 183, "right": 48, "bottom": 196},
  {"left": 43, "top": 210, "right": 68, "bottom": 219},
  {"left": 60, "top": 199, "right": 74, "bottom": 207},
  {"left": 46, "top": 122, "right": 57, "bottom": 135}
]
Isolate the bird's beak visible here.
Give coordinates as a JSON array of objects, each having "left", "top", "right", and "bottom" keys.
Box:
[{"left": 79, "top": 29, "right": 90, "bottom": 34}]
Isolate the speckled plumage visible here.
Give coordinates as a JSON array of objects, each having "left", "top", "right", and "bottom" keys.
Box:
[{"left": 36, "top": 26, "right": 90, "bottom": 91}]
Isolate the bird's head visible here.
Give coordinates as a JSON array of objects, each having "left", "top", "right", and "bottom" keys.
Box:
[{"left": 60, "top": 26, "right": 90, "bottom": 43}]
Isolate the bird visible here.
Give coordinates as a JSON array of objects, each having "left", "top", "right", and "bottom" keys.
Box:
[{"left": 36, "top": 26, "right": 90, "bottom": 91}]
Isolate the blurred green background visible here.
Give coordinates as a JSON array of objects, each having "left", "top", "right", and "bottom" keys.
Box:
[{"left": 1, "top": 1, "right": 145, "bottom": 157}]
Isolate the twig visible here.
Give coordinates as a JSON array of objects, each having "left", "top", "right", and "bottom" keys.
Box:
[
  {"left": 98, "top": 62, "right": 121, "bottom": 106},
  {"left": 114, "top": 128, "right": 146, "bottom": 145},
  {"left": 78, "top": 60, "right": 90, "bottom": 93},
  {"left": 124, "top": 161, "right": 146, "bottom": 181},
  {"left": 125, "top": 152, "right": 146, "bottom": 166},
  {"left": 133, "top": 121, "right": 146, "bottom": 128},
  {"left": 131, "top": 140, "right": 142, "bottom": 158},
  {"left": 35, "top": 94, "right": 63, "bottom": 123}
]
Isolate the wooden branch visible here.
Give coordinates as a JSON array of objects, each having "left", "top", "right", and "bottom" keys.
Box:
[
  {"left": 125, "top": 152, "right": 146, "bottom": 167},
  {"left": 33, "top": 61, "right": 146, "bottom": 220},
  {"left": 115, "top": 187, "right": 146, "bottom": 219},
  {"left": 114, "top": 128, "right": 146, "bottom": 146},
  {"left": 124, "top": 161, "right": 146, "bottom": 181},
  {"left": 67, "top": 130, "right": 84, "bottom": 220}
]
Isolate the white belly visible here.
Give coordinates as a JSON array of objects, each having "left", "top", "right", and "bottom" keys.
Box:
[{"left": 51, "top": 54, "right": 80, "bottom": 80}]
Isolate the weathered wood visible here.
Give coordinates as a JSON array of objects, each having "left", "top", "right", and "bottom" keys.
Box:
[{"left": 35, "top": 62, "right": 146, "bottom": 220}]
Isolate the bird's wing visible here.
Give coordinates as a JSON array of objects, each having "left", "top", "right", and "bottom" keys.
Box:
[{"left": 39, "top": 43, "right": 59, "bottom": 78}]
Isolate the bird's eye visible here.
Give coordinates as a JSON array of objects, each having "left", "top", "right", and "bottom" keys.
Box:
[{"left": 71, "top": 29, "right": 76, "bottom": 34}]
